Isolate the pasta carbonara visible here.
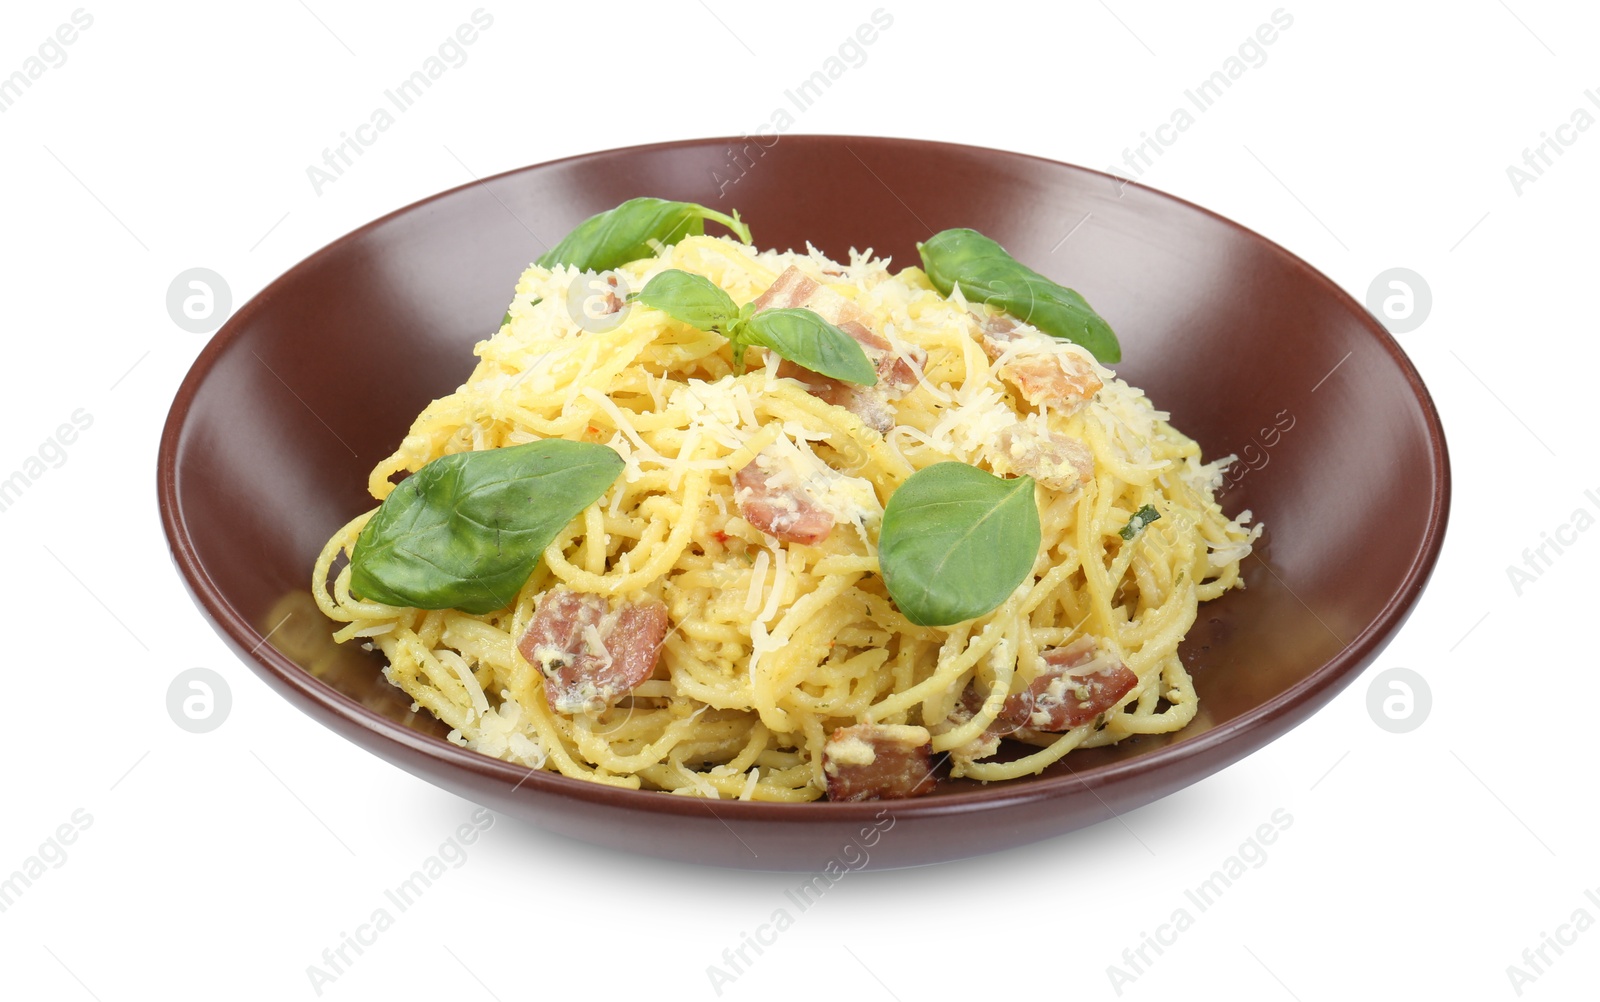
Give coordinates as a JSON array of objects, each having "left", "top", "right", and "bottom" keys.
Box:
[{"left": 312, "top": 231, "right": 1259, "bottom": 801}]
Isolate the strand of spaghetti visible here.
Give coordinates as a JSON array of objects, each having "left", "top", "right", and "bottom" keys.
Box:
[
  {"left": 437, "top": 648, "right": 490, "bottom": 717},
  {"left": 748, "top": 572, "right": 865, "bottom": 732},
  {"left": 960, "top": 725, "right": 1096, "bottom": 781},
  {"left": 373, "top": 630, "right": 472, "bottom": 730},
  {"left": 634, "top": 763, "right": 818, "bottom": 801},
  {"left": 530, "top": 706, "right": 644, "bottom": 789},
  {"left": 567, "top": 712, "right": 720, "bottom": 774},
  {"left": 543, "top": 467, "right": 710, "bottom": 594},
  {"left": 757, "top": 383, "right": 916, "bottom": 485},
  {"left": 388, "top": 627, "right": 472, "bottom": 713},
  {"left": 1078, "top": 409, "right": 1166, "bottom": 488},
  {"left": 1074, "top": 473, "right": 1118, "bottom": 638},
  {"left": 783, "top": 648, "right": 893, "bottom": 719},
  {"left": 578, "top": 386, "right": 654, "bottom": 450},
  {"left": 717, "top": 719, "right": 770, "bottom": 777},
  {"left": 811, "top": 554, "right": 880, "bottom": 576},
  {"left": 864, "top": 585, "right": 1026, "bottom": 723},
  {"left": 312, "top": 513, "right": 385, "bottom": 622},
  {"left": 931, "top": 630, "right": 1018, "bottom": 752},
  {"left": 441, "top": 618, "right": 520, "bottom": 679},
  {"left": 1111, "top": 661, "right": 1199, "bottom": 736},
  {"left": 581, "top": 504, "right": 607, "bottom": 576}
]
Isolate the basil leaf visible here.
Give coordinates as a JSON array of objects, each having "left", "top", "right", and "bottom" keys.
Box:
[
  {"left": 349, "top": 440, "right": 623, "bottom": 615},
  {"left": 1119, "top": 504, "right": 1161, "bottom": 540},
  {"left": 638, "top": 269, "right": 741, "bottom": 334},
  {"left": 917, "top": 228, "right": 1121, "bottom": 364},
  {"left": 742, "top": 308, "right": 878, "bottom": 386},
  {"left": 878, "top": 463, "right": 1041, "bottom": 627},
  {"left": 537, "top": 197, "right": 752, "bottom": 273}
]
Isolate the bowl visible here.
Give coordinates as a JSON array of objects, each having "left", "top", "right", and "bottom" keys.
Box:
[{"left": 158, "top": 135, "right": 1449, "bottom": 870}]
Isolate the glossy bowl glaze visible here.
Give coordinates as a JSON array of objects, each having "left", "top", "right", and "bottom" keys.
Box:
[{"left": 158, "top": 136, "right": 1449, "bottom": 870}]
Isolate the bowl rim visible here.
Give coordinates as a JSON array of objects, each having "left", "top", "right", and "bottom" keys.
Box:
[{"left": 157, "top": 133, "right": 1451, "bottom": 822}]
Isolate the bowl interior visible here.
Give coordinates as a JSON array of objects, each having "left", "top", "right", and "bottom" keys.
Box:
[{"left": 161, "top": 136, "right": 1445, "bottom": 810}]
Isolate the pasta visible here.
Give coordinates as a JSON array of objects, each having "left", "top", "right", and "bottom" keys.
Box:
[{"left": 312, "top": 231, "right": 1260, "bottom": 801}]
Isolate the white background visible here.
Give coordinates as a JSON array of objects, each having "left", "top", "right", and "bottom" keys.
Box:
[{"left": 1, "top": 1, "right": 1595, "bottom": 999}]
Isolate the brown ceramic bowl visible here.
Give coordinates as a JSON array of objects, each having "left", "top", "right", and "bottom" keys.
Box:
[{"left": 158, "top": 136, "right": 1448, "bottom": 870}]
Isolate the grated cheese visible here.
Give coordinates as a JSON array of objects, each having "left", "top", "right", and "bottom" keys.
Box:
[
  {"left": 759, "top": 546, "right": 787, "bottom": 624},
  {"left": 745, "top": 549, "right": 770, "bottom": 613}
]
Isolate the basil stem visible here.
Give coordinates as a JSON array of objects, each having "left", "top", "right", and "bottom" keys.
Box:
[
  {"left": 637, "top": 269, "right": 876, "bottom": 385},
  {"left": 878, "top": 463, "right": 1041, "bottom": 627},
  {"left": 538, "top": 197, "right": 752, "bottom": 273},
  {"left": 917, "top": 228, "right": 1121, "bottom": 364},
  {"left": 1119, "top": 504, "right": 1161, "bottom": 540},
  {"left": 349, "top": 440, "right": 623, "bottom": 615}
]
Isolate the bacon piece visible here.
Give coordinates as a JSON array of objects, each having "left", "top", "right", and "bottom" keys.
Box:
[
  {"left": 841, "top": 320, "right": 925, "bottom": 392},
  {"left": 755, "top": 266, "right": 925, "bottom": 432},
  {"left": 733, "top": 452, "right": 835, "bottom": 545},
  {"left": 751, "top": 265, "right": 864, "bottom": 326},
  {"left": 753, "top": 267, "right": 922, "bottom": 386},
  {"left": 976, "top": 313, "right": 1023, "bottom": 340},
  {"left": 957, "top": 636, "right": 1139, "bottom": 738},
  {"left": 823, "top": 724, "right": 938, "bottom": 801},
  {"left": 937, "top": 697, "right": 1004, "bottom": 762},
  {"left": 958, "top": 680, "right": 1031, "bottom": 737},
  {"left": 991, "top": 425, "right": 1094, "bottom": 491},
  {"left": 517, "top": 588, "right": 668, "bottom": 714},
  {"left": 1027, "top": 637, "right": 1140, "bottom": 730},
  {"left": 1000, "top": 354, "right": 1102, "bottom": 408},
  {"left": 976, "top": 313, "right": 1102, "bottom": 408},
  {"left": 774, "top": 359, "right": 895, "bottom": 434}
]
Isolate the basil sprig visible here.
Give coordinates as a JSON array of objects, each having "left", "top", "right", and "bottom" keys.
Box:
[
  {"left": 917, "top": 228, "right": 1121, "bottom": 364},
  {"left": 538, "top": 197, "right": 752, "bottom": 273},
  {"left": 349, "top": 440, "right": 623, "bottom": 615},
  {"left": 878, "top": 463, "right": 1041, "bottom": 627},
  {"left": 638, "top": 269, "right": 877, "bottom": 385}
]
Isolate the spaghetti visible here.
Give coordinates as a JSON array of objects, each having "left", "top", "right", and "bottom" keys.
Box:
[{"left": 312, "top": 233, "right": 1259, "bottom": 800}]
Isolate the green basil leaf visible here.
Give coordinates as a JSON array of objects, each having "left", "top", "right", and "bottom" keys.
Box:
[
  {"left": 1119, "top": 504, "right": 1161, "bottom": 540},
  {"left": 741, "top": 308, "right": 878, "bottom": 386},
  {"left": 537, "top": 197, "right": 752, "bottom": 273},
  {"left": 917, "top": 227, "right": 1121, "bottom": 364},
  {"left": 878, "top": 462, "right": 1041, "bottom": 627},
  {"left": 349, "top": 440, "right": 623, "bottom": 615},
  {"left": 638, "top": 269, "right": 741, "bottom": 334}
]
